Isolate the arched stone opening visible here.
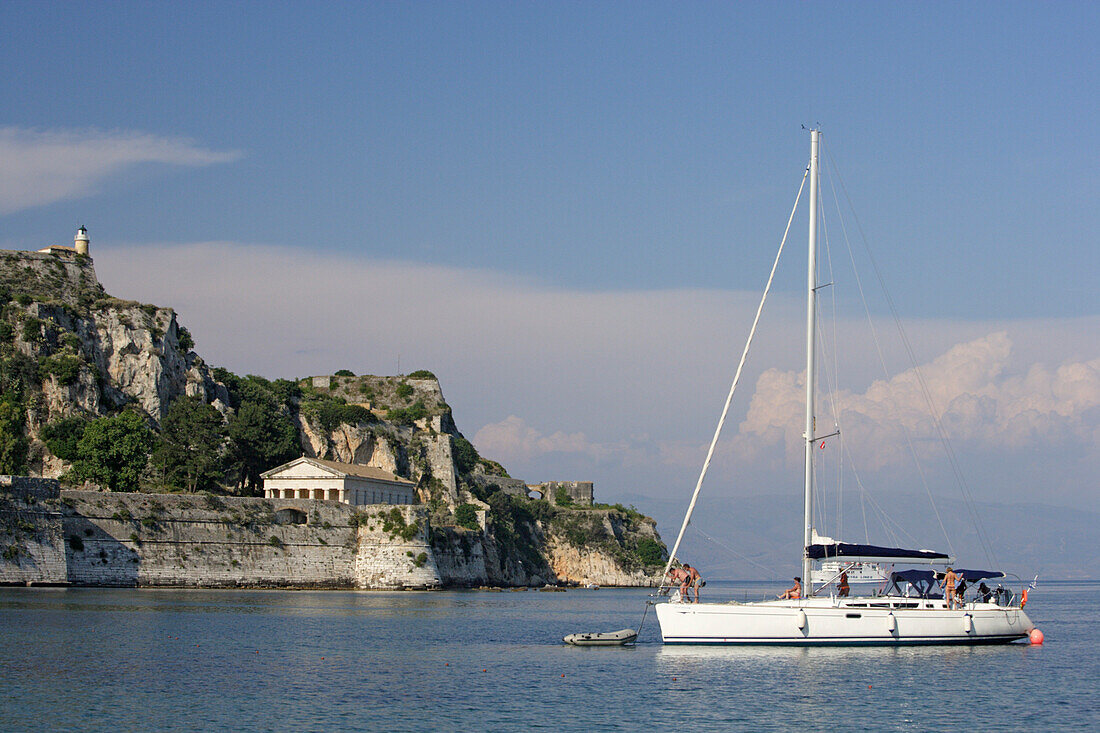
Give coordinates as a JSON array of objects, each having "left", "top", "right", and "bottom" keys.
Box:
[{"left": 275, "top": 508, "right": 308, "bottom": 525}]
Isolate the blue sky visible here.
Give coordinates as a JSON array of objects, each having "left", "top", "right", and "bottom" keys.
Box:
[
  {"left": 4, "top": 2, "right": 1097, "bottom": 316},
  {"left": 2, "top": 3, "right": 1099, "bottom": 534}
]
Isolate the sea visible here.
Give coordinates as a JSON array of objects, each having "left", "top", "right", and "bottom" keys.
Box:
[{"left": 0, "top": 580, "right": 1092, "bottom": 732}]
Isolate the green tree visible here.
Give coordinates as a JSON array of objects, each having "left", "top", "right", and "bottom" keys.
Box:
[
  {"left": 454, "top": 503, "right": 480, "bottom": 531},
  {"left": 227, "top": 400, "right": 298, "bottom": 494},
  {"left": 452, "top": 435, "right": 479, "bottom": 474},
  {"left": 0, "top": 394, "right": 27, "bottom": 474},
  {"left": 153, "top": 396, "right": 224, "bottom": 492},
  {"left": 72, "top": 411, "right": 153, "bottom": 492},
  {"left": 40, "top": 417, "right": 87, "bottom": 460},
  {"left": 634, "top": 537, "right": 667, "bottom": 567}
]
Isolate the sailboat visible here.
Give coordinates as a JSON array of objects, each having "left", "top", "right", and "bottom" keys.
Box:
[{"left": 654, "top": 129, "right": 1035, "bottom": 645}]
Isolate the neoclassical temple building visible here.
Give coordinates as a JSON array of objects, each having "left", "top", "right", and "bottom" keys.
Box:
[{"left": 261, "top": 457, "right": 417, "bottom": 506}]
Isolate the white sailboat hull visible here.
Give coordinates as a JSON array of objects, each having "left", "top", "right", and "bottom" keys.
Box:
[{"left": 655, "top": 597, "right": 1033, "bottom": 645}]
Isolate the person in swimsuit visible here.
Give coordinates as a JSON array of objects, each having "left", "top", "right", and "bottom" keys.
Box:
[
  {"left": 779, "top": 577, "right": 801, "bottom": 600},
  {"left": 942, "top": 567, "right": 959, "bottom": 609},
  {"left": 685, "top": 564, "right": 703, "bottom": 603},
  {"left": 837, "top": 570, "right": 850, "bottom": 597}
]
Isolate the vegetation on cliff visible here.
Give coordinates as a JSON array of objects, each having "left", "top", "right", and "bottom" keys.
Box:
[{"left": 0, "top": 247, "right": 666, "bottom": 585}]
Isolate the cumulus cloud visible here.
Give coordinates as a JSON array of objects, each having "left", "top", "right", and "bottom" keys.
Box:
[
  {"left": 736, "top": 332, "right": 1100, "bottom": 469},
  {"left": 0, "top": 127, "right": 240, "bottom": 214},
  {"left": 474, "top": 416, "right": 608, "bottom": 463}
]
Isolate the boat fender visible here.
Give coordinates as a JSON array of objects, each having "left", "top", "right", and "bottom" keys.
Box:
[
  {"left": 963, "top": 613, "right": 973, "bottom": 633},
  {"left": 796, "top": 609, "right": 807, "bottom": 630},
  {"left": 886, "top": 612, "right": 896, "bottom": 633},
  {"left": 1021, "top": 589, "right": 1028, "bottom": 608}
]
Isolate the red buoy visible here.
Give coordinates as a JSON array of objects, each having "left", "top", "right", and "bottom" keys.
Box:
[{"left": 1029, "top": 628, "right": 1044, "bottom": 645}]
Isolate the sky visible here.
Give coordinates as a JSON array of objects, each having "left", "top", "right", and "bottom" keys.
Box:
[{"left": 2, "top": 3, "right": 1098, "bottom": 561}]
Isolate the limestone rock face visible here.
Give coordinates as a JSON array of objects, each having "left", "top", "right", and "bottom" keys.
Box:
[
  {"left": 298, "top": 411, "right": 460, "bottom": 505},
  {"left": 1, "top": 251, "right": 229, "bottom": 476},
  {"left": 546, "top": 538, "right": 660, "bottom": 587}
]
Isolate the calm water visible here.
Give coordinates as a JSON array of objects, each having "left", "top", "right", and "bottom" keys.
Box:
[{"left": 0, "top": 581, "right": 1092, "bottom": 732}]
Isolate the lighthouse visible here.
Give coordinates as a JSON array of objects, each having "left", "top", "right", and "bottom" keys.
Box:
[{"left": 74, "top": 226, "right": 89, "bottom": 255}]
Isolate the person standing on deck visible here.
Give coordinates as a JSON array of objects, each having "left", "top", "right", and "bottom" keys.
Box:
[
  {"left": 942, "top": 568, "right": 960, "bottom": 609},
  {"left": 837, "top": 571, "right": 850, "bottom": 597},
  {"left": 685, "top": 564, "right": 703, "bottom": 603}
]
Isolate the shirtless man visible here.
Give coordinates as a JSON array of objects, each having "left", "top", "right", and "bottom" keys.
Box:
[
  {"left": 685, "top": 564, "right": 703, "bottom": 603},
  {"left": 942, "top": 567, "right": 960, "bottom": 609},
  {"left": 779, "top": 577, "right": 802, "bottom": 600},
  {"left": 666, "top": 565, "right": 690, "bottom": 601}
]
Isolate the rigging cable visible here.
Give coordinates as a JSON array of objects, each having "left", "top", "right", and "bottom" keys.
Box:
[
  {"left": 662, "top": 165, "right": 810, "bottom": 578},
  {"left": 820, "top": 144, "right": 962, "bottom": 562}
]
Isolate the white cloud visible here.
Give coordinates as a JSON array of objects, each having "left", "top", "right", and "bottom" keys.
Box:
[
  {"left": 0, "top": 127, "right": 240, "bottom": 214},
  {"left": 736, "top": 332, "right": 1100, "bottom": 469},
  {"left": 473, "top": 415, "right": 609, "bottom": 463}
]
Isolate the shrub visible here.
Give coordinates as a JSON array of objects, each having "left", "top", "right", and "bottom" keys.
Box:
[
  {"left": 380, "top": 507, "right": 419, "bottom": 541},
  {"left": 14, "top": 294, "right": 32, "bottom": 306},
  {"left": 21, "top": 317, "right": 43, "bottom": 343},
  {"left": 0, "top": 323, "right": 12, "bottom": 342},
  {"left": 554, "top": 487, "right": 574, "bottom": 507},
  {"left": 334, "top": 369, "right": 355, "bottom": 377},
  {"left": 40, "top": 353, "right": 84, "bottom": 385},
  {"left": 452, "top": 436, "right": 479, "bottom": 474},
  {"left": 177, "top": 326, "right": 194, "bottom": 352},
  {"left": 68, "top": 535, "right": 84, "bottom": 551},
  {"left": 634, "top": 537, "right": 666, "bottom": 567},
  {"left": 407, "top": 370, "right": 436, "bottom": 380},
  {"left": 395, "top": 382, "right": 414, "bottom": 401},
  {"left": 454, "top": 503, "right": 480, "bottom": 531},
  {"left": 268, "top": 535, "right": 284, "bottom": 548},
  {"left": 413, "top": 552, "right": 428, "bottom": 568},
  {"left": 386, "top": 400, "right": 428, "bottom": 424}
]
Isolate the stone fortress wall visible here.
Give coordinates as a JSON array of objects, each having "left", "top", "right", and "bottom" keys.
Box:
[{"left": 0, "top": 478, "right": 440, "bottom": 590}]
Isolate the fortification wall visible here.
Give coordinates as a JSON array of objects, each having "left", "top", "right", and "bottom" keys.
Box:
[
  {"left": 544, "top": 481, "right": 594, "bottom": 507},
  {"left": 0, "top": 479, "right": 68, "bottom": 585},
  {"left": 60, "top": 492, "right": 360, "bottom": 588},
  {"left": 352, "top": 505, "right": 440, "bottom": 589}
]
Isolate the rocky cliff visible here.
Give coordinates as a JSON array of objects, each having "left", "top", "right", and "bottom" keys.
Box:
[
  {"left": 0, "top": 247, "right": 666, "bottom": 587},
  {"left": 0, "top": 251, "right": 227, "bottom": 477}
]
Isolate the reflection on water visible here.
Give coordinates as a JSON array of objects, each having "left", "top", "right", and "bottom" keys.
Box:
[{"left": 0, "top": 582, "right": 1091, "bottom": 732}]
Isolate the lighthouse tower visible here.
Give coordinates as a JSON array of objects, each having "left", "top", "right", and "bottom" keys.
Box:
[{"left": 74, "top": 226, "right": 89, "bottom": 255}]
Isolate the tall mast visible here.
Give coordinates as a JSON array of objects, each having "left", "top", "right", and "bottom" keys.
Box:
[{"left": 801, "top": 129, "right": 820, "bottom": 591}]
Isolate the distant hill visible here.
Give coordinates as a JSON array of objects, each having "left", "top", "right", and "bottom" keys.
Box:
[{"left": 619, "top": 490, "right": 1097, "bottom": 581}]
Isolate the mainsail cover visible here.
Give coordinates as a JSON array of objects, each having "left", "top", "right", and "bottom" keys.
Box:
[{"left": 806, "top": 542, "right": 949, "bottom": 562}]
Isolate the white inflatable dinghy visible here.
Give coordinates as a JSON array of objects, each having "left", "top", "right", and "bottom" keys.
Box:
[{"left": 563, "top": 628, "right": 638, "bottom": 646}]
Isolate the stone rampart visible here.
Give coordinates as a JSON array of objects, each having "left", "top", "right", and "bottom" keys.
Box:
[
  {"left": 543, "top": 481, "right": 594, "bottom": 507},
  {"left": 352, "top": 505, "right": 440, "bottom": 589},
  {"left": 0, "top": 480, "right": 68, "bottom": 585}
]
